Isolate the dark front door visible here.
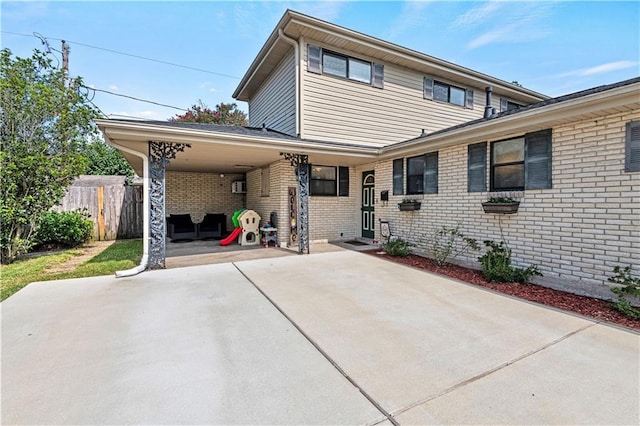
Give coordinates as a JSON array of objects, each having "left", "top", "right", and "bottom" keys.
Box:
[{"left": 361, "top": 171, "right": 375, "bottom": 239}]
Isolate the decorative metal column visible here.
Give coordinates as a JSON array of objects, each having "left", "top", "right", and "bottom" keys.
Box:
[
  {"left": 281, "top": 153, "right": 310, "bottom": 254},
  {"left": 148, "top": 141, "right": 191, "bottom": 269}
]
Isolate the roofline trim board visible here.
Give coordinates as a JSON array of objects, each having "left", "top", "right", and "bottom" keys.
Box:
[
  {"left": 95, "top": 119, "right": 379, "bottom": 159},
  {"left": 233, "top": 10, "right": 549, "bottom": 102}
]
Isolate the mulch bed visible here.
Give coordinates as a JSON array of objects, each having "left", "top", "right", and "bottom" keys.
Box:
[{"left": 365, "top": 250, "right": 640, "bottom": 332}]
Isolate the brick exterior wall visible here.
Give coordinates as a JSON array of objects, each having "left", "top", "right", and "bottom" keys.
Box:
[
  {"left": 374, "top": 109, "right": 640, "bottom": 299},
  {"left": 246, "top": 160, "right": 359, "bottom": 245},
  {"left": 164, "top": 110, "right": 638, "bottom": 299},
  {"left": 166, "top": 171, "right": 245, "bottom": 231}
]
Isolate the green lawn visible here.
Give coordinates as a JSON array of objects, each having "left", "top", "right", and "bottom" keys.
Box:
[{"left": 0, "top": 239, "right": 142, "bottom": 301}]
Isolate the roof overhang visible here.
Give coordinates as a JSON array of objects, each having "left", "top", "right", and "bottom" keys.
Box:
[
  {"left": 97, "top": 80, "right": 639, "bottom": 176},
  {"left": 233, "top": 10, "right": 549, "bottom": 103},
  {"left": 95, "top": 119, "right": 379, "bottom": 176},
  {"left": 380, "top": 80, "right": 640, "bottom": 158}
]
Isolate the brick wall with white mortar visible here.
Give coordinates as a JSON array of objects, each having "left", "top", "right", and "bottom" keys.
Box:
[
  {"left": 247, "top": 160, "right": 361, "bottom": 246},
  {"left": 166, "top": 171, "right": 245, "bottom": 231},
  {"left": 374, "top": 109, "right": 640, "bottom": 299}
]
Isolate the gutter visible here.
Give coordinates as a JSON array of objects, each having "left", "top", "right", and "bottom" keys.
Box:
[
  {"left": 278, "top": 28, "right": 300, "bottom": 137},
  {"left": 103, "top": 138, "right": 149, "bottom": 277}
]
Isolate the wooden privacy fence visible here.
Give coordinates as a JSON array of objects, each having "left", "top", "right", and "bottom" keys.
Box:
[{"left": 56, "top": 175, "right": 143, "bottom": 240}]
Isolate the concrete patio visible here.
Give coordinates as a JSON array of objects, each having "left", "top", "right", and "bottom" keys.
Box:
[{"left": 2, "top": 250, "right": 638, "bottom": 425}]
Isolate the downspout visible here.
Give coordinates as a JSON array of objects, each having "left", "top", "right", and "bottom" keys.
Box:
[
  {"left": 104, "top": 140, "right": 149, "bottom": 277},
  {"left": 278, "top": 29, "right": 300, "bottom": 137}
]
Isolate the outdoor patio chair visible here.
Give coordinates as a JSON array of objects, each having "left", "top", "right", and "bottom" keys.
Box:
[
  {"left": 167, "top": 214, "right": 198, "bottom": 241},
  {"left": 198, "top": 213, "right": 227, "bottom": 239}
]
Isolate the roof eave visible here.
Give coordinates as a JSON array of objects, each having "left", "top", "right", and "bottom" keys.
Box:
[
  {"left": 380, "top": 81, "right": 640, "bottom": 158},
  {"left": 94, "top": 119, "right": 379, "bottom": 159}
]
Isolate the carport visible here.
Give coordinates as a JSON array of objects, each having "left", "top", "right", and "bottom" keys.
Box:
[{"left": 96, "top": 119, "right": 378, "bottom": 273}]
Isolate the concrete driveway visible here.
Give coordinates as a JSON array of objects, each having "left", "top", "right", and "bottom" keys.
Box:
[{"left": 2, "top": 250, "right": 638, "bottom": 425}]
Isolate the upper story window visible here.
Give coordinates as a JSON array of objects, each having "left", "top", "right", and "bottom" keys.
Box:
[
  {"left": 424, "top": 77, "right": 474, "bottom": 109},
  {"left": 308, "top": 44, "right": 384, "bottom": 88},
  {"left": 500, "top": 98, "right": 523, "bottom": 112},
  {"left": 490, "top": 129, "right": 552, "bottom": 191},
  {"left": 406, "top": 152, "right": 438, "bottom": 195},
  {"left": 310, "top": 165, "right": 350, "bottom": 196}
]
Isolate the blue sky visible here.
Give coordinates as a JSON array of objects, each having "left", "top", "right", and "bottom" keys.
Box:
[{"left": 2, "top": 1, "right": 638, "bottom": 121}]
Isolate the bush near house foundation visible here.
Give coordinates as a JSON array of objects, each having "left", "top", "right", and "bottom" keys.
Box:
[
  {"left": 383, "top": 237, "right": 413, "bottom": 257},
  {"left": 478, "top": 240, "right": 542, "bottom": 283},
  {"left": 425, "top": 225, "right": 479, "bottom": 267},
  {"left": 608, "top": 266, "right": 640, "bottom": 319}
]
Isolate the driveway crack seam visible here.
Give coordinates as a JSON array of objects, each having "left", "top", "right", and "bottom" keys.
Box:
[
  {"left": 390, "top": 322, "right": 597, "bottom": 418},
  {"left": 233, "top": 263, "right": 399, "bottom": 426}
]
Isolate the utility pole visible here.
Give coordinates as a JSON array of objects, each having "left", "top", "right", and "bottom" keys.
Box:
[{"left": 61, "top": 40, "right": 69, "bottom": 80}]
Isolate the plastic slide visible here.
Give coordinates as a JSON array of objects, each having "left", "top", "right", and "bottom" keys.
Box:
[
  {"left": 220, "top": 209, "right": 245, "bottom": 246},
  {"left": 220, "top": 227, "right": 242, "bottom": 246}
]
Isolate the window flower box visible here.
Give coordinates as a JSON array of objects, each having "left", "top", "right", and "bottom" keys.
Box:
[
  {"left": 398, "top": 200, "right": 422, "bottom": 211},
  {"left": 482, "top": 197, "right": 520, "bottom": 214}
]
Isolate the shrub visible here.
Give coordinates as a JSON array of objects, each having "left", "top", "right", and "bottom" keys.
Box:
[
  {"left": 478, "top": 240, "right": 542, "bottom": 283},
  {"left": 33, "top": 209, "right": 93, "bottom": 248},
  {"left": 383, "top": 237, "right": 413, "bottom": 257},
  {"left": 425, "top": 225, "right": 479, "bottom": 266},
  {"left": 608, "top": 266, "right": 640, "bottom": 319}
]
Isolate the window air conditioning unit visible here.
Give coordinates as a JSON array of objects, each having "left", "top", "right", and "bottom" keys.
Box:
[{"left": 232, "top": 181, "right": 246, "bottom": 194}]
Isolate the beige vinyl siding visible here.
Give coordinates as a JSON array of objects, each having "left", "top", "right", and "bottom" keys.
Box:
[
  {"left": 248, "top": 50, "right": 296, "bottom": 135},
  {"left": 301, "top": 43, "right": 493, "bottom": 147}
]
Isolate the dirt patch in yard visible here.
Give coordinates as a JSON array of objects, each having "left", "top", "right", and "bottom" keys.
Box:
[
  {"left": 365, "top": 250, "right": 640, "bottom": 332},
  {"left": 44, "top": 240, "right": 115, "bottom": 274}
]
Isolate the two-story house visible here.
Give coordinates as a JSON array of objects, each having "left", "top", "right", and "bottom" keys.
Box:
[{"left": 97, "top": 10, "right": 640, "bottom": 299}]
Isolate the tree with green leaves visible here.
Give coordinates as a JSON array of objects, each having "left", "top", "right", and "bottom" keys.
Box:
[
  {"left": 0, "top": 48, "right": 98, "bottom": 263},
  {"left": 82, "top": 136, "right": 134, "bottom": 177},
  {"left": 171, "top": 100, "right": 248, "bottom": 126}
]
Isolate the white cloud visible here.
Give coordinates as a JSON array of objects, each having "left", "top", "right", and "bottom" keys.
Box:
[
  {"left": 108, "top": 85, "right": 119, "bottom": 91},
  {"left": 555, "top": 61, "right": 639, "bottom": 78},
  {"left": 580, "top": 61, "right": 638, "bottom": 76},
  {"left": 209, "top": 88, "right": 217, "bottom": 93},
  {"left": 453, "top": 0, "right": 502, "bottom": 28},
  {"left": 386, "top": 1, "right": 432, "bottom": 40},
  {"left": 462, "top": 2, "right": 557, "bottom": 49}
]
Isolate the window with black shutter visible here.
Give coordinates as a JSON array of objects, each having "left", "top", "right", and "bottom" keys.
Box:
[
  {"left": 392, "top": 159, "right": 403, "bottom": 195},
  {"left": 406, "top": 153, "right": 438, "bottom": 195},
  {"left": 424, "top": 76, "right": 472, "bottom": 108},
  {"left": 309, "top": 165, "right": 350, "bottom": 196},
  {"left": 626, "top": 121, "right": 640, "bottom": 172},
  {"left": 490, "top": 129, "right": 552, "bottom": 191},
  {"left": 468, "top": 142, "right": 487, "bottom": 192},
  {"left": 306, "top": 44, "right": 383, "bottom": 88}
]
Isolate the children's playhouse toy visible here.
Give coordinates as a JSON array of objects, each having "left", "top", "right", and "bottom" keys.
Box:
[{"left": 220, "top": 209, "right": 261, "bottom": 246}]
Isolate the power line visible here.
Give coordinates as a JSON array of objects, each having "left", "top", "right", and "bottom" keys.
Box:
[
  {"left": 1, "top": 30, "right": 241, "bottom": 79},
  {"left": 82, "top": 85, "right": 187, "bottom": 111}
]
